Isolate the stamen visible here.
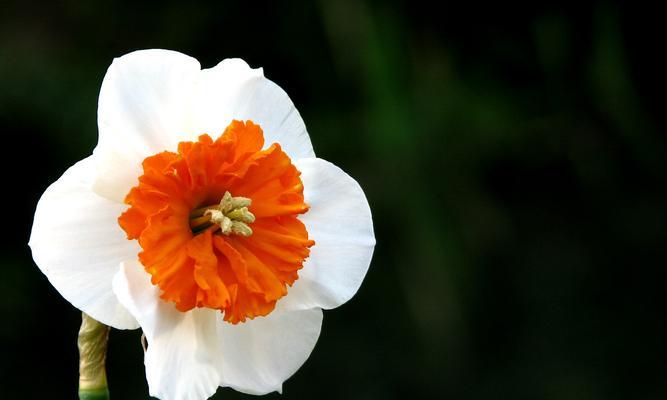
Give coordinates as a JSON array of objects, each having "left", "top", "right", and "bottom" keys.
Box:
[{"left": 190, "top": 191, "right": 255, "bottom": 236}]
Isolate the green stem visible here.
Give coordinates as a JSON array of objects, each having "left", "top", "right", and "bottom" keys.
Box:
[
  {"left": 78, "top": 388, "right": 110, "bottom": 400},
  {"left": 78, "top": 313, "right": 110, "bottom": 400}
]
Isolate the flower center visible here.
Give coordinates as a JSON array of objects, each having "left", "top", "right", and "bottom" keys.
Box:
[
  {"left": 190, "top": 191, "right": 256, "bottom": 236},
  {"left": 118, "top": 120, "right": 314, "bottom": 323}
]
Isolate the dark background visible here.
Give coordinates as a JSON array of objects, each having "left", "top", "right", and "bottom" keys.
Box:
[{"left": 1, "top": 1, "right": 666, "bottom": 399}]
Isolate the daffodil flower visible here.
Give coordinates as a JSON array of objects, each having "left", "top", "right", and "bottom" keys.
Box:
[{"left": 29, "top": 49, "right": 375, "bottom": 400}]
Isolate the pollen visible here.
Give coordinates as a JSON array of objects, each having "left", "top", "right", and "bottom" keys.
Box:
[
  {"left": 118, "top": 120, "right": 315, "bottom": 323},
  {"left": 190, "top": 191, "right": 256, "bottom": 236}
]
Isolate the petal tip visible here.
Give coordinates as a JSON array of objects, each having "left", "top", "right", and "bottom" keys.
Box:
[{"left": 212, "top": 58, "right": 263, "bottom": 77}]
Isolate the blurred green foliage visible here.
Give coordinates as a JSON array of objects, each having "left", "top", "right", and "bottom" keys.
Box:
[{"left": 1, "top": 1, "right": 666, "bottom": 399}]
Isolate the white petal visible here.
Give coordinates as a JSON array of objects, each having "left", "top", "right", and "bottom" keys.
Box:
[
  {"left": 191, "top": 58, "right": 315, "bottom": 160},
  {"left": 93, "top": 49, "right": 201, "bottom": 202},
  {"left": 218, "top": 308, "right": 323, "bottom": 395},
  {"left": 113, "top": 261, "right": 222, "bottom": 400},
  {"left": 281, "top": 158, "right": 375, "bottom": 311},
  {"left": 29, "top": 156, "right": 139, "bottom": 329}
]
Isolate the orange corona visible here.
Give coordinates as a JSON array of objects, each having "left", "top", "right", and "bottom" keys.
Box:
[{"left": 118, "top": 120, "right": 314, "bottom": 323}]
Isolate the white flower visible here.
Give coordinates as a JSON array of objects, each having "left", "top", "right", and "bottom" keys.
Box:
[{"left": 29, "top": 49, "right": 375, "bottom": 400}]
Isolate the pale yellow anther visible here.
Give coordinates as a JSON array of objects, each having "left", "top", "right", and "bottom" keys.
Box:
[
  {"left": 231, "top": 221, "right": 253, "bottom": 237},
  {"left": 204, "top": 191, "right": 255, "bottom": 236},
  {"left": 226, "top": 207, "right": 255, "bottom": 223}
]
